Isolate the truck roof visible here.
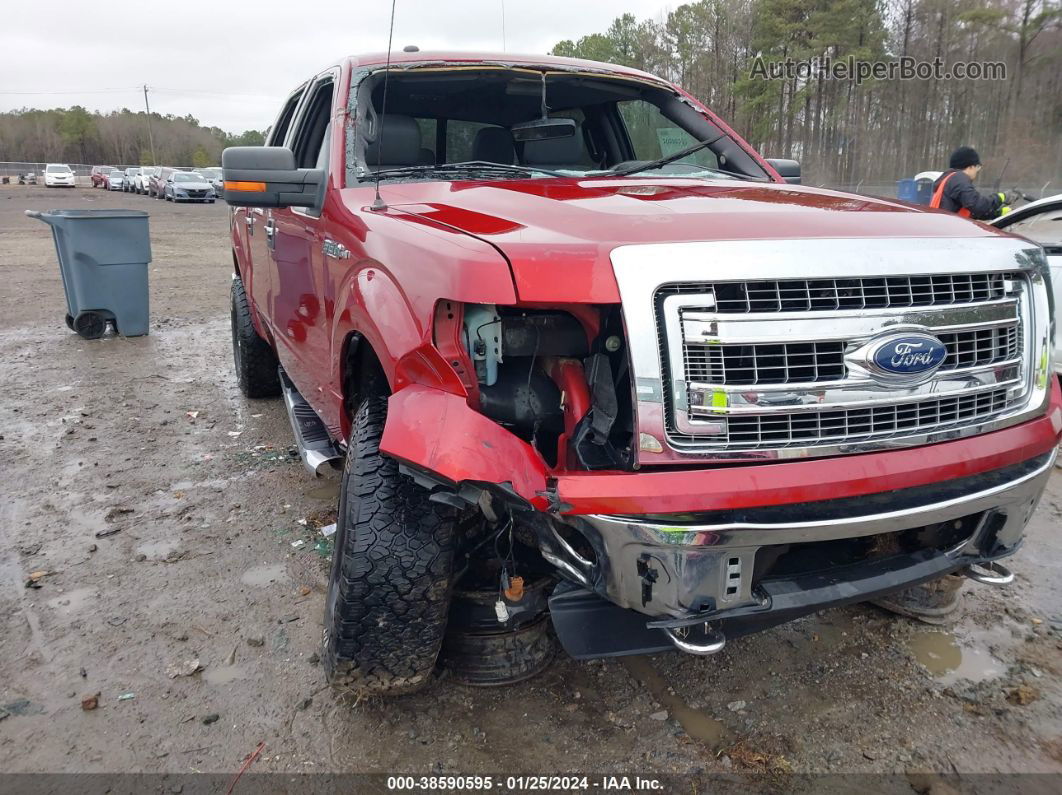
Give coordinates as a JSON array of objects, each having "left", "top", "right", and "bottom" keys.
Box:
[{"left": 344, "top": 50, "right": 666, "bottom": 84}]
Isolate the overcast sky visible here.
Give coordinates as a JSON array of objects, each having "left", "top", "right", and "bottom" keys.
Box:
[{"left": 0, "top": 1, "right": 668, "bottom": 133}]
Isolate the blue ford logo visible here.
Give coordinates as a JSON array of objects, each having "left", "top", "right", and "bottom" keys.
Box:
[{"left": 871, "top": 334, "right": 946, "bottom": 376}]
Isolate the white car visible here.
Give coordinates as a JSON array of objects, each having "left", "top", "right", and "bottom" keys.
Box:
[
  {"left": 44, "top": 163, "right": 76, "bottom": 188},
  {"left": 992, "top": 194, "right": 1062, "bottom": 373},
  {"left": 135, "top": 166, "right": 157, "bottom": 194}
]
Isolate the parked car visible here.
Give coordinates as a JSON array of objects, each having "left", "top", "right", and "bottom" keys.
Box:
[
  {"left": 135, "top": 166, "right": 157, "bottom": 195},
  {"left": 121, "top": 167, "right": 140, "bottom": 192},
  {"left": 104, "top": 171, "right": 126, "bottom": 191},
  {"left": 163, "top": 171, "right": 215, "bottom": 203},
  {"left": 991, "top": 194, "right": 1062, "bottom": 374},
  {"left": 44, "top": 163, "right": 76, "bottom": 188},
  {"left": 149, "top": 167, "right": 173, "bottom": 198},
  {"left": 196, "top": 167, "right": 223, "bottom": 195},
  {"left": 223, "top": 51, "right": 1060, "bottom": 695},
  {"left": 90, "top": 166, "right": 115, "bottom": 188}
]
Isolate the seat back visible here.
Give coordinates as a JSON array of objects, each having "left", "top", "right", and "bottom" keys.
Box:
[
  {"left": 364, "top": 114, "right": 422, "bottom": 169},
  {"left": 521, "top": 127, "right": 585, "bottom": 171},
  {"left": 472, "top": 127, "right": 515, "bottom": 164}
]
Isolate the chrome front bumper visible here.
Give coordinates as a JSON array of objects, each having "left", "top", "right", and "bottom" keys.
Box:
[{"left": 540, "top": 451, "right": 1054, "bottom": 621}]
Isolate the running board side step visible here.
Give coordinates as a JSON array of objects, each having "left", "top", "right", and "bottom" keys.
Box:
[{"left": 279, "top": 368, "right": 343, "bottom": 476}]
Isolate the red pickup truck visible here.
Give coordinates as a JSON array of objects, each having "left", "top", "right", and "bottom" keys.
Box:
[{"left": 222, "top": 51, "right": 1060, "bottom": 695}]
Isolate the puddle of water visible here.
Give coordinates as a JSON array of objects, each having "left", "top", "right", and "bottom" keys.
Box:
[
  {"left": 307, "top": 481, "right": 340, "bottom": 501},
  {"left": 622, "top": 656, "right": 728, "bottom": 749},
  {"left": 46, "top": 587, "right": 97, "bottom": 614},
  {"left": 136, "top": 539, "right": 180, "bottom": 559},
  {"left": 203, "top": 665, "right": 248, "bottom": 685},
  {"left": 908, "top": 629, "right": 1006, "bottom": 684},
  {"left": 240, "top": 564, "right": 288, "bottom": 587}
]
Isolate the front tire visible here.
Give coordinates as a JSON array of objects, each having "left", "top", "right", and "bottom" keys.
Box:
[
  {"left": 230, "top": 276, "right": 280, "bottom": 398},
  {"left": 323, "top": 397, "right": 457, "bottom": 696}
]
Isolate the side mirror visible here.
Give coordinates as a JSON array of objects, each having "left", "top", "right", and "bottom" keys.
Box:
[
  {"left": 766, "top": 158, "right": 801, "bottom": 185},
  {"left": 221, "top": 146, "right": 323, "bottom": 208}
]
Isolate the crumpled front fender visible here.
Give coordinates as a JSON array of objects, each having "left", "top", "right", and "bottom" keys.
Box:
[{"left": 379, "top": 385, "right": 550, "bottom": 510}]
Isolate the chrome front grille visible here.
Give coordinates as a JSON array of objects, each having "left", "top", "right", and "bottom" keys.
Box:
[
  {"left": 938, "top": 326, "right": 1020, "bottom": 371},
  {"left": 684, "top": 341, "right": 846, "bottom": 385},
  {"left": 684, "top": 324, "right": 1021, "bottom": 387},
  {"left": 661, "top": 273, "right": 1009, "bottom": 313},
  {"left": 611, "top": 237, "right": 1052, "bottom": 464},
  {"left": 673, "top": 387, "right": 1012, "bottom": 449},
  {"left": 655, "top": 269, "right": 1034, "bottom": 455}
]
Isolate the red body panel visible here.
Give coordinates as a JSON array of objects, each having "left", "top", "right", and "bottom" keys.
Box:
[
  {"left": 381, "top": 179, "right": 1000, "bottom": 303},
  {"left": 232, "top": 53, "right": 1056, "bottom": 515},
  {"left": 379, "top": 386, "right": 551, "bottom": 511}
]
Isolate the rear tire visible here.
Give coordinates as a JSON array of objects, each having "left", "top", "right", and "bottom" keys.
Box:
[
  {"left": 323, "top": 396, "right": 457, "bottom": 696},
  {"left": 230, "top": 276, "right": 280, "bottom": 398}
]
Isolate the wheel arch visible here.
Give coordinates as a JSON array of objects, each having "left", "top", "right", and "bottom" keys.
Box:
[{"left": 339, "top": 331, "right": 389, "bottom": 440}]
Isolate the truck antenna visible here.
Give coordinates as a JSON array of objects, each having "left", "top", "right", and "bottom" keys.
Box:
[{"left": 371, "top": 0, "right": 398, "bottom": 212}]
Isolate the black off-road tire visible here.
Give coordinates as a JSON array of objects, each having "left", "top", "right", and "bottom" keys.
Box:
[
  {"left": 230, "top": 276, "right": 280, "bottom": 398},
  {"left": 323, "top": 397, "right": 457, "bottom": 696}
]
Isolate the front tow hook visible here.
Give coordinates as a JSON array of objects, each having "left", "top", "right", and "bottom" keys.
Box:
[
  {"left": 663, "top": 625, "right": 726, "bottom": 656},
  {"left": 963, "top": 560, "right": 1015, "bottom": 586}
]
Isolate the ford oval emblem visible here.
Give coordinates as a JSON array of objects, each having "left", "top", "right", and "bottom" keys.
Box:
[{"left": 870, "top": 333, "right": 947, "bottom": 378}]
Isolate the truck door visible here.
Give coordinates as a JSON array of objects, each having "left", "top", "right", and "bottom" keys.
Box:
[
  {"left": 267, "top": 71, "right": 337, "bottom": 407},
  {"left": 241, "top": 86, "right": 306, "bottom": 331}
]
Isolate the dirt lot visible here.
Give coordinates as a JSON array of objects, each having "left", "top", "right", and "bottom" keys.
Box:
[{"left": 1, "top": 184, "right": 1061, "bottom": 788}]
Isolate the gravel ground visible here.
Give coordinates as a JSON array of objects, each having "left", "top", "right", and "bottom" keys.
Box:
[{"left": 1, "top": 184, "right": 1060, "bottom": 788}]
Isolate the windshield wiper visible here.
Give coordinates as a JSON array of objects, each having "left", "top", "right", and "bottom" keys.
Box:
[
  {"left": 371, "top": 161, "right": 568, "bottom": 180},
  {"left": 609, "top": 135, "right": 767, "bottom": 182},
  {"left": 444, "top": 160, "right": 569, "bottom": 177}
]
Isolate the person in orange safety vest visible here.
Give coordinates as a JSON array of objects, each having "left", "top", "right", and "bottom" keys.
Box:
[{"left": 930, "top": 147, "right": 1018, "bottom": 220}]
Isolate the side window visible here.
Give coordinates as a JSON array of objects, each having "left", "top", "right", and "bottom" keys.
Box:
[
  {"left": 267, "top": 86, "right": 306, "bottom": 147},
  {"left": 617, "top": 99, "right": 718, "bottom": 169},
  {"left": 291, "top": 79, "right": 335, "bottom": 169}
]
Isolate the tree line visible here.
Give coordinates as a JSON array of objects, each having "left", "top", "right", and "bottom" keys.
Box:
[
  {"left": 0, "top": 106, "right": 264, "bottom": 167},
  {"left": 552, "top": 0, "right": 1061, "bottom": 186}
]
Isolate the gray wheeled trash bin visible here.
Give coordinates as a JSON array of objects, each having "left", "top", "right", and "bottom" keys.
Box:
[{"left": 26, "top": 208, "right": 151, "bottom": 339}]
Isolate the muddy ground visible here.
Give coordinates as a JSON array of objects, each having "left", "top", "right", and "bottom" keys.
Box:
[{"left": 1, "top": 184, "right": 1061, "bottom": 789}]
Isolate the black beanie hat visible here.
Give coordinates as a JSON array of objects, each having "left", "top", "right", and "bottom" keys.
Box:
[{"left": 949, "top": 146, "right": 981, "bottom": 169}]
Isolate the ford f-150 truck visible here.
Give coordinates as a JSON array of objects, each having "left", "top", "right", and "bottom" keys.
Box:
[{"left": 221, "top": 51, "right": 1060, "bottom": 695}]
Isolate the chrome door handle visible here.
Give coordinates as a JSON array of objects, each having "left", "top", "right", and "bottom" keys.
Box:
[
  {"left": 264, "top": 218, "right": 277, "bottom": 250},
  {"left": 245, "top": 215, "right": 256, "bottom": 234}
]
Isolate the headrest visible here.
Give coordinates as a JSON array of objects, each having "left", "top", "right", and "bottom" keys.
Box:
[
  {"left": 364, "top": 114, "right": 422, "bottom": 167},
  {"left": 472, "top": 127, "right": 515, "bottom": 164},
  {"left": 521, "top": 128, "right": 584, "bottom": 167}
]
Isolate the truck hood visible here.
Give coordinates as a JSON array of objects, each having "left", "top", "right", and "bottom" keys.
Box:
[{"left": 383, "top": 177, "right": 1005, "bottom": 303}]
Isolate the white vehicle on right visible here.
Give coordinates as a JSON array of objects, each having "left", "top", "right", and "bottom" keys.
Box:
[{"left": 992, "top": 195, "right": 1062, "bottom": 374}]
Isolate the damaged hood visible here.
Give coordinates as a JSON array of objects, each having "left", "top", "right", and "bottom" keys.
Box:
[{"left": 381, "top": 177, "right": 1004, "bottom": 303}]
